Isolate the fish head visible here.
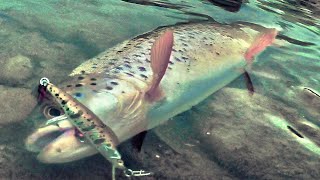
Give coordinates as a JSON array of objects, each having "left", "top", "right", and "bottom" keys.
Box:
[{"left": 25, "top": 74, "right": 146, "bottom": 163}]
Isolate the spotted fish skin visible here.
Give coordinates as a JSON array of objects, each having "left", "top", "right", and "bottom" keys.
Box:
[
  {"left": 59, "top": 22, "right": 276, "bottom": 143},
  {"left": 27, "top": 21, "right": 277, "bottom": 164}
]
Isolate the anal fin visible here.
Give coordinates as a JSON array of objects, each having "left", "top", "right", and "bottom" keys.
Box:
[
  {"left": 131, "top": 130, "right": 148, "bottom": 152},
  {"left": 244, "top": 71, "right": 254, "bottom": 95}
]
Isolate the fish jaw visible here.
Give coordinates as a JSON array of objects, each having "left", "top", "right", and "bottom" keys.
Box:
[
  {"left": 25, "top": 119, "right": 97, "bottom": 163},
  {"left": 25, "top": 79, "right": 150, "bottom": 164}
]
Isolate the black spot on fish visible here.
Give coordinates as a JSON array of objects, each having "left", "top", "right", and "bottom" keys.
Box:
[
  {"left": 169, "top": 61, "right": 174, "bottom": 65},
  {"left": 106, "top": 86, "right": 113, "bottom": 90},
  {"left": 124, "top": 61, "right": 130, "bottom": 64},
  {"left": 124, "top": 64, "right": 132, "bottom": 68},
  {"left": 181, "top": 56, "right": 188, "bottom": 60},
  {"left": 66, "top": 108, "right": 69, "bottom": 111},
  {"left": 66, "top": 85, "right": 72, "bottom": 87},
  {"left": 216, "top": 52, "right": 220, "bottom": 55},
  {"left": 108, "top": 62, "right": 115, "bottom": 65},
  {"left": 140, "top": 74, "right": 148, "bottom": 79},
  {"left": 125, "top": 72, "right": 134, "bottom": 77},
  {"left": 117, "top": 50, "right": 123, "bottom": 53},
  {"left": 172, "top": 49, "right": 177, "bottom": 52},
  {"left": 145, "top": 59, "right": 151, "bottom": 63},
  {"left": 116, "top": 66, "right": 123, "bottom": 70},
  {"left": 81, "top": 70, "right": 86, "bottom": 74},
  {"left": 78, "top": 76, "right": 84, "bottom": 80},
  {"left": 94, "top": 139, "right": 105, "bottom": 145},
  {"left": 90, "top": 83, "right": 97, "bottom": 86},
  {"left": 91, "top": 78, "right": 97, "bottom": 81},
  {"left": 122, "top": 91, "right": 125, "bottom": 94},
  {"left": 111, "top": 81, "right": 118, "bottom": 85},
  {"left": 55, "top": 93, "right": 59, "bottom": 97},
  {"left": 75, "top": 84, "right": 83, "bottom": 87},
  {"left": 175, "top": 57, "right": 181, "bottom": 62},
  {"left": 138, "top": 67, "right": 146, "bottom": 71}
]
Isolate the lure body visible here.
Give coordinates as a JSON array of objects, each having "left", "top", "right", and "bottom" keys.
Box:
[{"left": 42, "top": 82, "right": 125, "bottom": 169}]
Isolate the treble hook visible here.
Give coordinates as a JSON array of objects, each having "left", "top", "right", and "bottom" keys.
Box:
[{"left": 124, "top": 169, "right": 153, "bottom": 177}]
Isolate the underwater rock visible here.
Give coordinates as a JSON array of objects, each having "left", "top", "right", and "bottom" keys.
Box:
[
  {"left": 0, "top": 85, "right": 37, "bottom": 125},
  {"left": 0, "top": 55, "right": 33, "bottom": 85},
  {"left": 207, "top": 0, "right": 244, "bottom": 12},
  {"left": 155, "top": 87, "right": 320, "bottom": 179}
]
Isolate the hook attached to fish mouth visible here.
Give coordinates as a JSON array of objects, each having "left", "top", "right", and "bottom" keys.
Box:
[{"left": 26, "top": 77, "right": 153, "bottom": 179}]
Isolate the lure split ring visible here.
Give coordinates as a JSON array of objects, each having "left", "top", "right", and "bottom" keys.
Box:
[{"left": 40, "top": 77, "right": 50, "bottom": 86}]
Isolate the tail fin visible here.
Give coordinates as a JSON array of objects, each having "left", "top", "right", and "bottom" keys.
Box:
[{"left": 244, "top": 28, "right": 278, "bottom": 65}]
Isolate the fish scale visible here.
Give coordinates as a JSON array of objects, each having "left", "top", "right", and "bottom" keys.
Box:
[
  {"left": 56, "top": 22, "right": 275, "bottom": 142},
  {"left": 26, "top": 21, "right": 278, "bottom": 166}
]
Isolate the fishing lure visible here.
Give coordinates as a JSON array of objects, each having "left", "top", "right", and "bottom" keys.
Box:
[{"left": 38, "top": 77, "right": 152, "bottom": 179}]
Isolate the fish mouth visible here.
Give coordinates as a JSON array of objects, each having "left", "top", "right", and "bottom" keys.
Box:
[{"left": 25, "top": 118, "right": 97, "bottom": 163}]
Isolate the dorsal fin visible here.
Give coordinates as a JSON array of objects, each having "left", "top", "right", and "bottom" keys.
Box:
[{"left": 146, "top": 30, "right": 174, "bottom": 101}]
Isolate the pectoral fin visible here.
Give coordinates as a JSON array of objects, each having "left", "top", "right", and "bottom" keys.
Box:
[{"left": 146, "top": 30, "right": 174, "bottom": 101}]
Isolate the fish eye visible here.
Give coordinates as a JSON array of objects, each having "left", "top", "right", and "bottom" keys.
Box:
[
  {"left": 43, "top": 105, "right": 64, "bottom": 119},
  {"left": 49, "top": 107, "right": 62, "bottom": 117}
]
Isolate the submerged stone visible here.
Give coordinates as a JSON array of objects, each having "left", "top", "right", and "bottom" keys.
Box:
[
  {"left": 0, "top": 85, "right": 37, "bottom": 125},
  {"left": 0, "top": 55, "right": 33, "bottom": 85}
]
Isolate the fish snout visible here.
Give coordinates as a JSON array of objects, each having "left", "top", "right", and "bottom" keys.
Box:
[
  {"left": 25, "top": 119, "right": 97, "bottom": 163},
  {"left": 37, "top": 129, "right": 97, "bottom": 163}
]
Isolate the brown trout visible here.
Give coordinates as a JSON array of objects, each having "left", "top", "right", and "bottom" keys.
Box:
[{"left": 26, "top": 21, "right": 278, "bottom": 168}]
